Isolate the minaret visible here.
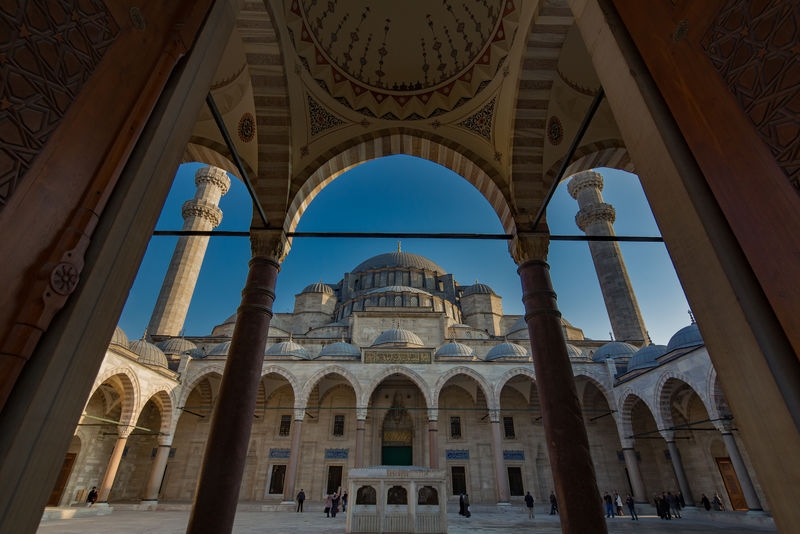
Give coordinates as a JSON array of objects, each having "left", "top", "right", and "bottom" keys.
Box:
[
  {"left": 568, "top": 170, "right": 647, "bottom": 343},
  {"left": 147, "top": 165, "right": 230, "bottom": 337}
]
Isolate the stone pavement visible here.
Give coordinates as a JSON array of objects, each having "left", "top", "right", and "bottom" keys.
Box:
[{"left": 38, "top": 509, "right": 777, "bottom": 534}]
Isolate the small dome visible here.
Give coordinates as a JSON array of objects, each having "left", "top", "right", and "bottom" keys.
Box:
[
  {"left": 207, "top": 341, "right": 231, "bottom": 357},
  {"left": 462, "top": 283, "right": 495, "bottom": 297},
  {"left": 110, "top": 326, "right": 129, "bottom": 348},
  {"left": 667, "top": 324, "right": 703, "bottom": 352},
  {"left": 319, "top": 341, "right": 361, "bottom": 358},
  {"left": 352, "top": 252, "right": 446, "bottom": 274},
  {"left": 366, "top": 285, "right": 432, "bottom": 296},
  {"left": 302, "top": 282, "right": 334, "bottom": 295},
  {"left": 158, "top": 337, "right": 197, "bottom": 355},
  {"left": 266, "top": 340, "right": 312, "bottom": 360},
  {"left": 485, "top": 342, "right": 529, "bottom": 361},
  {"left": 435, "top": 342, "right": 475, "bottom": 358},
  {"left": 128, "top": 339, "right": 168, "bottom": 369},
  {"left": 372, "top": 328, "right": 424, "bottom": 347},
  {"left": 591, "top": 341, "right": 638, "bottom": 362},
  {"left": 566, "top": 344, "right": 583, "bottom": 358},
  {"left": 628, "top": 344, "right": 667, "bottom": 372},
  {"left": 188, "top": 347, "right": 207, "bottom": 359}
]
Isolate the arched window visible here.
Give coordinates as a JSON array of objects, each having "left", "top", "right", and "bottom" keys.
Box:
[
  {"left": 394, "top": 296, "right": 402, "bottom": 307},
  {"left": 409, "top": 296, "right": 419, "bottom": 306},
  {"left": 418, "top": 486, "right": 438, "bottom": 505},
  {"left": 387, "top": 485, "right": 408, "bottom": 505},
  {"left": 356, "top": 485, "right": 376, "bottom": 505}
]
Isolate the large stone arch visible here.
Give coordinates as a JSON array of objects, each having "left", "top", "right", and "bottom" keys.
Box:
[
  {"left": 654, "top": 371, "right": 715, "bottom": 431},
  {"left": 90, "top": 367, "right": 140, "bottom": 428},
  {"left": 178, "top": 365, "right": 225, "bottom": 408},
  {"left": 182, "top": 142, "right": 244, "bottom": 180},
  {"left": 298, "top": 365, "right": 362, "bottom": 408},
  {"left": 494, "top": 367, "right": 537, "bottom": 402},
  {"left": 432, "top": 366, "right": 495, "bottom": 410},
  {"left": 544, "top": 139, "right": 634, "bottom": 184},
  {"left": 139, "top": 387, "right": 176, "bottom": 436},
  {"left": 573, "top": 372, "right": 614, "bottom": 411},
  {"left": 260, "top": 365, "right": 301, "bottom": 407},
  {"left": 284, "top": 130, "right": 515, "bottom": 235},
  {"left": 617, "top": 389, "right": 658, "bottom": 445},
  {"left": 361, "top": 366, "right": 432, "bottom": 409}
]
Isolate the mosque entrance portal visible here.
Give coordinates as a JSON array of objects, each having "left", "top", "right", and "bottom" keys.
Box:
[{"left": 382, "top": 393, "right": 413, "bottom": 466}]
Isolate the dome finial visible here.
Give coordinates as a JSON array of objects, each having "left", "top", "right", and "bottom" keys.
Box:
[
  {"left": 646, "top": 331, "right": 653, "bottom": 345},
  {"left": 142, "top": 327, "right": 148, "bottom": 341},
  {"left": 688, "top": 308, "right": 696, "bottom": 324},
  {"left": 609, "top": 331, "right": 614, "bottom": 341},
  {"left": 397, "top": 240, "right": 402, "bottom": 253}
]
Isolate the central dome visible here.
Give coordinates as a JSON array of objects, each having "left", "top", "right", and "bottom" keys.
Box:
[{"left": 352, "top": 252, "right": 446, "bottom": 274}]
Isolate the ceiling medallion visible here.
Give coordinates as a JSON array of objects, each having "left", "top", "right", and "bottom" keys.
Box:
[
  {"left": 456, "top": 96, "right": 496, "bottom": 142},
  {"left": 238, "top": 113, "right": 256, "bottom": 143},
  {"left": 287, "top": 0, "right": 518, "bottom": 120},
  {"left": 307, "top": 94, "right": 346, "bottom": 136},
  {"left": 547, "top": 116, "right": 563, "bottom": 146}
]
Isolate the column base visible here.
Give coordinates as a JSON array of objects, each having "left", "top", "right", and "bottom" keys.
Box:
[{"left": 139, "top": 500, "right": 158, "bottom": 511}]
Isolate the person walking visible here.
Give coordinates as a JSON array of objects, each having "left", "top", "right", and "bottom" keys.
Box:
[
  {"left": 677, "top": 490, "right": 686, "bottom": 508},
  {"left": 463, "top": 493, "right": 471, "bottom": 518},
  {"left": 324, "top": 493, "right": 333, "bottom": 517},
  {"left": 659, "top": 493, "right": 671, "bottom": 520},
  {"left": 712, "top": 492, "right": 724, "bottom": 511},
  {"left": 615, "top": 491, "right": 624, "bottom": 516},
  {"left": 524, "top": 491, "right": 535, "bottom": 519},
  {"left": 603, "top": 492, "right": 615, "bottom": 518},
  {"left": 459, "top": 492, "right": 465, "bottom": 516},
  {"left": 296, "top": 489, "right": 305, "bottom": 512},
  {"left": 625, "top": 494, "right": 638, "bottom": 520},
  {"left": 331, "top": 493, "right": 340, "bottom": 518},
  {"left": 667, "top": 491, "right": 681, "bottom": 518},
  {"left": 701, "top": 493, "right": 711, "bottom": 511},
  {"left": 342, "top": 491, "right": 348, "bottom": 513},
  {"left": 86, "top": 486, "right": 98, "bottom": 507},
  {"left": 549, "top": 491, "right": 558, "bottom": 515}
]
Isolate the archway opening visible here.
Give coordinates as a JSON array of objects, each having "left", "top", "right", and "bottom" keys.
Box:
[
  {"left": 498, "top": 374, "right": 544, "bottom": 500},
  {"left": 579, "top": 379, "right": 625, "bottom": 496},
  {"left": 368, "top": 373, "right": 429, "bottom": 468}
]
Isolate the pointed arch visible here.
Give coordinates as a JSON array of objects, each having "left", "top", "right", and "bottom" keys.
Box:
[
  {"left": 494, "top": 367, "right": 537, "bottom": 402},
  {"left": 432, "top": 366, "right": 495, "bottom": 410},
  {"left": 260, "top": 365, "right": 300, "bottom": 406},
  {"left": 361, "top": 365, "right": 432, "bottom": 409},
  {"left": 90, "top": 367, "right": 140, "bottom": 427},
  {"left": 654, "top": 371, "right": 714, "bottom": 430},
  {"left": 178, "top": 365, "right": 225, "bottom": 408},
  {"left": 298, "top": 365, "right": 362, "bottom": 408},
  {"left": 617, "top": 388, "right": 658, "bottom": 444}
]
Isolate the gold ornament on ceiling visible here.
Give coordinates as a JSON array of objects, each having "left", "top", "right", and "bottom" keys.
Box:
[{"left": 286, "top": 0, "right": 518, "bottom": 120}]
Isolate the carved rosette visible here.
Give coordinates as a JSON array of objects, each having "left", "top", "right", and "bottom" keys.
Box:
[
  {"left": 567, "top": 170, "right": 604, "bottom": 199},
  {"left": 49, "top": 262, "right": 79, "bottom": 296},
  {"left": 575, "top": 203, "right": 616, "bottom": 231},
  {"left": 195, "top": 166, "right": 231, "bottom": 195},
  {"left": 508, "top": 233, "right": 550, "bottom": 265},
  {"left": 182, "top": 199, "right": 223, "bottom": 227},
  {"left": 250, "top": 229, "right": 291, "bottom": 264}
]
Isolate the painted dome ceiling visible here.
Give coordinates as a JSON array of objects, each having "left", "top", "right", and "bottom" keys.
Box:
[{"left": 287, "top": 0, "right": 518, "bottom": 119}]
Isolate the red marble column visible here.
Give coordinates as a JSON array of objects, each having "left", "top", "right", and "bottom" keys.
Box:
[
  {"left": 512, "top": 234, "right": 607, "bottom": 534},
  {"left": 187, "top": 231, "right": 286, "bottom": 534},
  {"left": 490, "top": 417, "right": 510, "bottom": 503}
]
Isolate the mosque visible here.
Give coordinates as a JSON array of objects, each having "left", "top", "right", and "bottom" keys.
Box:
[{"left": 48, "top": 167, "right": 766, "bottom": 516}]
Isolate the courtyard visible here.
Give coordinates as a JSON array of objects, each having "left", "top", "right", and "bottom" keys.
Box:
[{"left": 38, "top": 509, "right": 776, "bottom": 534}]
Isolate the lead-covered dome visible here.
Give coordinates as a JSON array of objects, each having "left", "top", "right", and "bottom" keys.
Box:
[
  {"left": 128, "top": 339, "right": 168, "bottom": 369},
  {"left": 366, "top": 285, "right": 432, "bottom": 296},
  {"left": 158, "top": 337, "right": 197, "bottom": 355},
  {"left": 266, "top": 340, "right": 313, "bottom": 360},
  {"left": 462, "top": 283, "right": 495, "bottom": 296},
  {"left": 302, "top": 282, "right": 334, "bottom": 295},
  {"left": 667, "top": 324, "right": 703, "bottom": 352},
  {"left": 352, "top": 252, "right": 445, "bottom": 274},
  {"left": 566, "top": 344, "right": 584, "bottom": 358},
  {"left": 372, "top": 328, "right": 425, "bottom": 347},
  {"left": 628, "top": 344, "right": 667, "bottom": 372},
  {"left": 485, "top": 342, "right": 529, "bottom": 361},
  {"left": 435, "top": 342, "right": 475, "bottom": 358},
  {"left": 591, "top": 341, "right": 638, "bottom": 362},
  {"left": 110, "top": 326, "right": 129, "bottom": 348},
  {"left": 207, "top": 341, "right": 231, "bottom": 357},
  {"left": 319, "top": 341, "right": 361, "bottom": 358}
]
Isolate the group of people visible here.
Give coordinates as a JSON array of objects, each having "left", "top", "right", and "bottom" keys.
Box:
[
  {"left": 653, "top": 490, "right": 685, "bottom": 520},
  {"left": 294, "top": 489, "right": 348, "bottom": 517},
  {"left": 701, "top": 492, "right": 725, "bottom": 511},
  {"left": 603, "top": 491, "right": 638, "bottom": 520},
  {"left": 457, "top": 493, "right": 471, "bottom": 517}
]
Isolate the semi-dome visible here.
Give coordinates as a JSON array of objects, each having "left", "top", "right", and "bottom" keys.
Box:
[
  {"left": 435, "top": 342, "right": 475, "bottom": 358},
  {"left": 628, "top": 344, "right": 667, "bottom": 372},
  {"left": 462, "top": 283, "right": 495, "bottom": 296},
  {"left": 352, "top": 252, "right": 445, "bottom": 274},
  {"left": 318, "top": 341, "right": 361, "bottom": 358},
  {"left": 128, "top": 339, "right": 168, "bottom": 369},
  {"left": 301, "top": 282, "right": 334, "bottom": 295},
  {"left": 372, "top": 328, "right": 425, "bottom": 347},
  {"left": 667, "top": 324, "right": 703, "bottom": 352},
  {"left": 266, "top": 340, "right": 313, "bottom": 360},
  {"left": 366, "top": 285, "right": 432, "bottom": 296},
  {"left": 207, "top": 341, "right": 232, "bottom": 357},
  {"left": 566, "top": 344, "right": 584, "bottom": 358},
  {"left": 592, "top": 341, "right": 638, "bottom": 362},
  {"left": 110, "top": 326, "right": 129, "bottom": 348},
  {"left": 485, "top": 342, "right": 529, "bottom": 361},
  {"left": 158, "top": 337, "right": 197, "bottom": 355}
]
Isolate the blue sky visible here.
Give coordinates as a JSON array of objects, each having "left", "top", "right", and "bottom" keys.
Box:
[{"left": 119, "top": 155, "right": 690, "bottom": 344}]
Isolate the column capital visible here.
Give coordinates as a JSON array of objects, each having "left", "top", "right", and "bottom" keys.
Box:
[
  {"left": 118, "top": 425, "right": 134, "bottom": 439},
  {"left": 293, "top": 407, "right": 306, "bottom": 421},
  {"left": 250, "top": 229, "right": 290, "bottom": 263},
  {"left": 427, "top": 408, "right": 439, "bottom": 422},
  {"left": 488, "top": 409, "right": 501, "bottom": 423},
  {"left": 195, "top": 165, "right": 231, "bottom": 195},
  {"left": 508, "top": 232, "right": 549, "bottom": 265},
  {"left": 158, "top": 435, "right": 174, "bottom": 447},
  {"left": 182, "top": 199, "right": 223, "bottom": 227},
  {"left": 661, "top": 430, "right": 676, "bottom": 443},
  {"left": 567, "top": 169, "right": 604, "bottom": 198},
  {"left": 356, "top": 407, "right": 368, "bottom": 420},
  {"left": 575, "top": 203, "right": 615, "bottom": 231}
]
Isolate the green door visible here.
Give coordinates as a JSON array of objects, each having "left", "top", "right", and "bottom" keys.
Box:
[{"left": 382, "top": 446, "right": 412, "bottom": 466}]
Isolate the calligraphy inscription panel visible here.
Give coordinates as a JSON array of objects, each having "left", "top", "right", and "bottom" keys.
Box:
[{"left": 364, "top": 350, "right": 432, "bottom": 364}]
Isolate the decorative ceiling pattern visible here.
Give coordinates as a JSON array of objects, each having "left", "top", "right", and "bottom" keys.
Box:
[
  {"left": 307, "top": 93, "right": 346, "bottom": 136},
  {"left": 286, "top": 0, "right": 518, "bottom": 119},
  {"left": 456, "top": 96, "right": 496, "bottom": 141}
]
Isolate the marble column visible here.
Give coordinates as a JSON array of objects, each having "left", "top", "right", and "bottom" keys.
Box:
[
  {"left": 141, "top": 437, "right": 172, "bottom": 503},
  {"left": 428, "top": 410, "right": 439, "bottom": 469},
  {"left": 490, "top": 415, "right": 510, "bottom": 503},
  {"left": 510, "top": 233, "right": 607, "bottom": 534},
  {"left": 721, "top": 432, "right": 763, "bottom": 510},
  {"left": 148, "top": 166, "right": 230, "bottom": 337},
  {"left": 355, "top": 408, "right": 367, "bottom": 468},
  {"left": 283, "top": 409, "right": 304, "bottom": 502},
  {"left": 187, "top": 230, "right": 287, "bottom": 534},
  {"left": 97, "top": 426, "right": 132, "bottom": 503},
  {"left": 568, "top": 171, "right": 647, "bottom": 343},
  {"left": 622, "top": 448, "right": 647, "bottom": 503},
  {"left": 666, "top": 440, "right": 694, "bottom": 505}
]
